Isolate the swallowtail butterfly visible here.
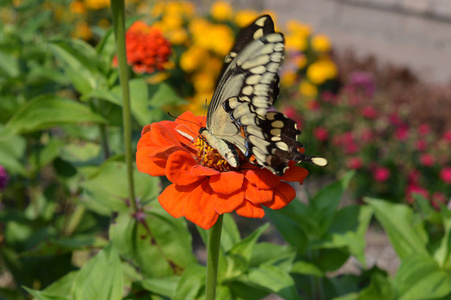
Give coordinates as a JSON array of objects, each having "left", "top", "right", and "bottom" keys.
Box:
[{"left": 199, "top": 15, "right": 327, "bottom": 175}]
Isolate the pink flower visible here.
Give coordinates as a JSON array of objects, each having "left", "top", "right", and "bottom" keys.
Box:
[
  {"left": 320, "top": 91, "right": 337, "bottom": 104},
  {"left": 388, "top": 113, "right": 403, "bottom": 127},
  {"left": 360, "top": 129, "right": 374, "bottom": 143},
  {"left": 0, "top": 165, "right": 8, "bottom": 191},
  {"left": 439, "top": 167, "right": 451, "bottom": 184},
  {"left": 443, "top": 130, "right": 451, "bottom": 142},
  {"left": 406, "top": 184, "right": 429, "bottom": 204},
  {"left": 408, "top": 170, "right": 420, "bottom": 185},
  {"left": 395, "top": 126, "right": 409, "bottom": 141},
  {"left": 431, "top": 192, "right": 447, "bottom": 210},
  {"left": 418, "top": 124, "right": 430, "bottom": 136},
  {"left": 346, "top": 157, "right": 363, "bottom": 169},
  {"left": 344, "top": 143, "right": 359, "bottom": 155},
  {"left": 416, "top": 140, "right": 427, "bottom": 151},
  {"left": 360, "top": 106, "right": 378, "bottom": 119},
  {"left": 348, "top": 71, "right": 376, "bottom": 97},
  {"left": 313, "top": 127, "right": 329, "bottom": 142},
  {"left": 374, "top": 166, "right": 390, "bottom": 182},
  {"left": 419, "top": 153, "right": 434, "bottom": 167}
]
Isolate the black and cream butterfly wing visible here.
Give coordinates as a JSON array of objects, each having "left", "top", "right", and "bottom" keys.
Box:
[{"left": 203, "top": 15, "right": 327, "bottom": 175}]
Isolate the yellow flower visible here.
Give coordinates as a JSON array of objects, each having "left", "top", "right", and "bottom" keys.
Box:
[
  {"left": 281, "top": 71, "right": 297, "bottom": 87},
  {"left": 294, "top": 54, "right": 307, "bottom": 69},
  {"left": 161, "top": 13, "right": 184, "bottom": 30},
  {"left": 180, "top": 46, "right": 207, "bottom": 73},
  {"left": 211, "top": 1, "right": 233, "bottom": 21},
  {"left": 147, "top": 72, "right": 171, "bottom": 84},
  {"left": 84, "top": 0, "right": 109, "bottom": 10},
  {"left": 151, "top": 2, "right": 165, "bottom": 16},
  {"left": 193, "top": 72, "right": 215, "bottom": 93},
  {"left": 286, "top": 20, "right": 311, "bottom": 37},
  {"left": 182, "top": 2, "right": 195, "bottom": 17},
  {"left": 299, "top": 80, "right": 318, "bottom": 98},
  {"left": 285, "top": 34, "right": 308, "bottom": 51},
  {"left": 306, "top": 59, "right": 337, "bottom": 85},
  {"left": 235, "top": 9, "right": 259, "bottom": 27},
  {"left": 165, "top": 1, "right": 184, "bottom": 16},
  {"left": 72, "top": 21, "right": 92, "bottom": 40},
  {"left": 186, "top": 92, "right": 213, "bottom": 115},
  {"left": 312, "top": 33, "right": 331, "bottom": 53},
  {"left": 98, "top": 18, "right": 110, "bottom": 29},
  {"left": 70, "top": 1, "right": 86, "bottom": 14},
  {"left": 168, "top": 28, "right": 188, "bottom": 45}
]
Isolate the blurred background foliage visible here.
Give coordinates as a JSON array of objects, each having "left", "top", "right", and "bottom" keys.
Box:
[{"left": 0, "top": 0, "right": 450, "bottom": 299}]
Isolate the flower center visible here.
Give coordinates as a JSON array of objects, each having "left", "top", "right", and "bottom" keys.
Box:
[{"left": 194, "top": 138, "right": 236, "bottom": 172}]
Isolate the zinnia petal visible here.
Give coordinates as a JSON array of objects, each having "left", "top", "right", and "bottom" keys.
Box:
[
  {"left": 136, "top": 146, "right": 167, "bottom": 176},
  {"left": 242, "top": 168, "right": 281, "bottom": 189},
  {"left": 184, "top": 181, "right": 219, "bottom": 230},
  {"left": 158, "top": 183, "right": 191, "bottom": 218},
  {"left": 166, "top": 151, "right": 202, "bottom": 186},
  {"left": 235, "top": 200, "right": 265, "bottom": 218},
  {"left": 214, "top": 188, "right": 245, "bottom": 214},
  {"left": 281, "top": 165, "right": 309, "bottom": 183},
  {"left": 209, "top": 171, "right": 244, "bottom": 194},
  {"left": 244, "top": 181, "right": 274, "bottom": 205},
  {"left": 265, "top": 182, "right": 296, "bottom": 210}
]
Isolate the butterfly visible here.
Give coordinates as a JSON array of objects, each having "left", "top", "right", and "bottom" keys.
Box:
[{"left": 198, "top": 15, "right": 327, "bottom": 175}]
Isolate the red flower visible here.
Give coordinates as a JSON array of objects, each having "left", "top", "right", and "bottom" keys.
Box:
[
  {"left": 113, "top": 21, "right": 172, "bottom": 74},
  {"left": 346, "top": 157, "right": 363, "bottom": 169},
  {"left": 395, "top": 126, "right": 409, "bottom": 141},
  {"left": 136, "top": 112, "right": 309, "bottom": 230},
  {"left": 419, "top": 153, "right": 434, "bottom": 167},
  {"left": 416, "top": 140, "right": 427, "bottom": 151},
  {"left": 439, "top": 167, "right": 451, "bottom": 184},
  {"left": 406, "top": 184, "right": 428, "bottom": 204},
  {"left": 360, "top": 106, "right": 378, "bottom": 119},
  {"left": 431, "top": 192, "right": 447, "bottom": 210},
  {"left": 373, "top": 166, "right": 390, "bottom": 182},
  {"left": 443, "top": 130, "right": 451, "bottom": 142},
  {"left": 417, "top": 124, "right": 430, "bottom": 136},
  {"left": 313, "top": 127, "right": 329, "bottom": 142}
]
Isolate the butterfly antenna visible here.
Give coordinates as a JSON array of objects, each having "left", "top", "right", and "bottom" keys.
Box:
[{"left": 167, "top": 112, "right": 203, "bottom": 128}]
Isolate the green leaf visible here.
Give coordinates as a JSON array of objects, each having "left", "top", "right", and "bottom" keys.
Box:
[
  {"left": 0, "top": 51, "right": 20, "bottom": 77},
  {"left": 357, "top": 271, "right": 394, "bottom": 300},
  {"left": 173, "top": 265, "right": 205, "bottom": 300},
  {"left": 230, "top": 223, "right": 269, "bottom": 262},
  {"left": 227, "top": 279, "right": 270, "bottom": 300},
  {"left": 320, "top": 205, "right": 373, "bottom": 266},
  {"left": 49, "top": 40, "right": 107, "bottom": 94},
  {"left": 23, "top": 287, "right": 68, "bottom": 300},
  {"left": 60, "top": 142, "right": 101, "bottom": 164},
  {"left": 434, "top": 208, "right": 451, "bottom": 268},
  {"left": 29, "top": 138, "right": 63, "bottom": 172},
  {"left": 309, "top": 171, "right": 354, "bottom": 234},
  {"left": 366, "top": 198, "right": 429, "bottom": 259},
  {"left": 1, "top": 95, "right": 106, "bottom": 139},
  {"left": 0, "top": 132, "right": 26, "bottom": 175},
  {"left": 250, "top": 242, "right": 295, "bottom": 270},
  {"left": 42, "top": 271, "right": 78, "bottom": 297},
  {"left": 72, "top": 244, "right": 123, "bottom": 300},
  {"left": 394, "top": 254, "right": 451, "bottom": 300},
  {"left": 220, "top": 214, "right": 241, "bottom": 253},
  {"left": 266, "top": 202, "right": 310, "bottom": 251},
  {"left": 248, "top": 265, "right": 300, "bottom": 300},
  {"left": 148, "top": 82, "right": 187, "bottom": 107},
  {"left": 291, "top": 260, "right": 324, "bottom": 277},
  {"left": 81, "top": 160, "right": 160, "bottom": 215},
  {"left": 142, "top": 276, "right": 180, "bottom": 298},
  {"left": 110, "top": 208, "right": 196, "bottom": 278}
]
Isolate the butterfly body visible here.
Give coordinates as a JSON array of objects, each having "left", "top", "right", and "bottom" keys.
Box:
[{"left": 200, "top": 15, "right": 327, "bottom": 175}]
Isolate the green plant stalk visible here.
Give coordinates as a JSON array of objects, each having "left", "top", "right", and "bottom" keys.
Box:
[
  {"left": 110, "top": 0, "right": 137, "bottom": 213},
  {"left": 206, "top": 214, "right": 224, "bottom": 300},
  {"left": 99, "top": 123, "right": 110, "bottom": 159}
]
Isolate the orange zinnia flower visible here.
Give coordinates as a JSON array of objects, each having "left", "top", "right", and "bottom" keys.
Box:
[
  {"left": 136, "top": 112, "right": 309, "bottom": 230},
  {"left": 113, "top": 21, "right": 172, "bottom": 74}
]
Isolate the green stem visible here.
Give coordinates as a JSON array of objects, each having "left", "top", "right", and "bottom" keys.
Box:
[
  {"left": 99, "top": 123, "right": 110, "bottom": 159},
  {"left": 206, "top": 214, "right": 224, "bottom": 300},
  {"left": 111, "top": 0, "right": 137, "bottom": 213}
]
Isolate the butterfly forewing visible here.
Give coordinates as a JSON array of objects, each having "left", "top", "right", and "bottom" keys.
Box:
[{"left": 201, "top": 15, "right": 327, "bottom": 175}]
